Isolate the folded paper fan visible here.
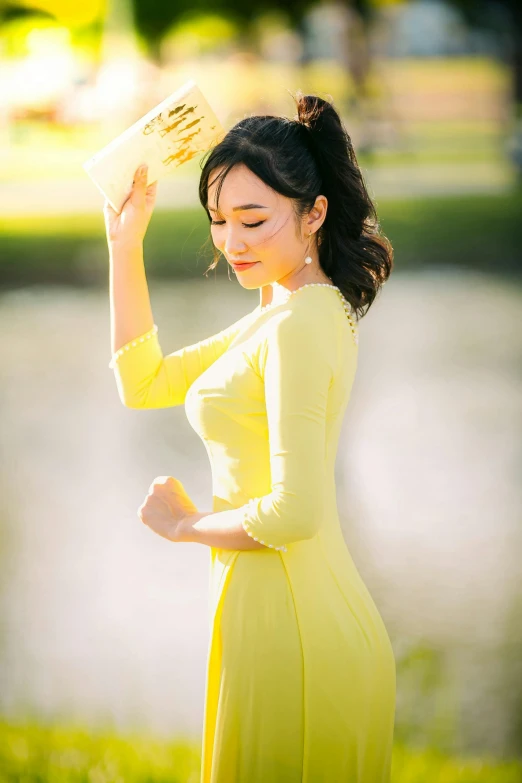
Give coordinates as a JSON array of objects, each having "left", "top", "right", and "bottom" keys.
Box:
[{"left": 82, "top": 78, "right": 225, "bottom": 213}]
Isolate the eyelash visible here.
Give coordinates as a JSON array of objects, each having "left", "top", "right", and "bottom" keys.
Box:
[{"left": 210, "top": 220, "right": 265, "bottom": 228}]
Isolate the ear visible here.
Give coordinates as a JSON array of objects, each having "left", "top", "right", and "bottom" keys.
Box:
[{"left": 306, "top": 194, "right": 328, "bottom": 234}]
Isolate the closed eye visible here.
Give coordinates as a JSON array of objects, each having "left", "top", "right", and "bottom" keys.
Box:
[{"left": 210, "top": 220, "right": 265, "bottom": 228}]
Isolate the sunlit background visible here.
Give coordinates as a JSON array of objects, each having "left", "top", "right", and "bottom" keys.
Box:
[{"left": 1, "top": 0, "right": 521, "bottom": 780}]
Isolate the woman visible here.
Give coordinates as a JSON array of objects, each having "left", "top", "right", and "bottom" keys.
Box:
[{"left": 104, "top": 91, "right": 396, "bottom": 782}]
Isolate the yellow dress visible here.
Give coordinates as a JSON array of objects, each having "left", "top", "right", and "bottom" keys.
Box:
[{"left": 110, "top": 283, "right": 396, "bottom": 782}]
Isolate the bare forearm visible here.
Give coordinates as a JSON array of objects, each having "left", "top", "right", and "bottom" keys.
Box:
[
  {"left": 178, "top": 511, "right": 267, "bottom": 550},
  {"left": 109, "top": 242, "right": 155, "bottom": 354}
]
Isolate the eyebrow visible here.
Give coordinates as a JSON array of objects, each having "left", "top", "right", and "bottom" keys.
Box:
[{"left": 207, "top": 203, "right": 268, "bottom": 212}]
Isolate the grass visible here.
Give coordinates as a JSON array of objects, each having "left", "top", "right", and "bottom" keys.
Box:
[
  {"left": 0, "top": 717, "right": 201, "bottom": 782},
  {"left": 391, "top": 742, "right": 522, "bottom": 782},
  {"left": 0, "top": 718, "right": 520, "bottom": 782},
  {"left": 1, "top": 188, "right": 521, "bottom": 288}
]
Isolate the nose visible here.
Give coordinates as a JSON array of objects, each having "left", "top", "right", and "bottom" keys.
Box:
[{"left": 223, "top": 227, "right": 248, "bottom": 257}]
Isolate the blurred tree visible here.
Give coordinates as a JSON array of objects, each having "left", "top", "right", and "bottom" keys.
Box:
[
  {"left": 3, "top": 0, "right": 519, "bottom": 112},
  {"left": 131, "top": 0, "right": 378, "bottom": 148},
  {"left": 446, "top": 0, "right": 522, "bottom": 176},
  {"left": 130, "top": 0, "right": 520, "bottom": 159},
  {"left": 449, "top": 0, "right": 522, "bottom": 107},
  {"left": 131, "top": 0, "right": 375, "bottom": 60},
  {"left": 3, "top": 0, "right": 520, "bottom": 167},
  {"left": 0, "top": 0, "right": 106, "bottom": 27}
]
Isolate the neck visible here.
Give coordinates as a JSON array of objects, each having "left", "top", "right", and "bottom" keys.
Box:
[{"left": 260, "top": 270, "right": 333, "bottom": 308}]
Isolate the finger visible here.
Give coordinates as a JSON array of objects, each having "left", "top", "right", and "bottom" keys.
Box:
[
  {"left": 103, "top": 199, "right": 121, "bottom": 218},
  {"left": 144, "top": 495, "right": 163, "bottom": 512},
  {"left": 111, "top": 184, "right": 133, "bottom": 215},
  {"left": 121, "top": 172, "right": 141, "bottom": 209},
  {"left": 122, "top": 166, "right": 145, "bottom": 214},
  {"left": 131, "top": 164, "right": 148, "bottom": 208},
  {"left": 132, "top": 162, "right": 145, "bottom": 181},
  {"left": 145, "top": 182, "right": 158, "bottom": 207},
  {"left": 150, "top": 476, "right": 171, "bottom": 490},
  {"left": 138, "top": 500, "right": 155, "bottom": 519}
]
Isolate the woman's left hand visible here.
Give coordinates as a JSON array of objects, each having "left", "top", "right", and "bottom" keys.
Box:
[{"left": 137, "top": 476, "right": 199, "bottom": 542}]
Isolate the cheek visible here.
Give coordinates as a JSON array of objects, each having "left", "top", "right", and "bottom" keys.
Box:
[
  {"left": 210, "top": 227, "right": 230, "bottom": 252},
  {"left": 251, "top": 218, "right": 290, "bottom": 250}
]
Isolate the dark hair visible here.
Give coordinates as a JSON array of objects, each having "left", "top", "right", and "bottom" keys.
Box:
[{"left": 197, "top": 90, "right": 393, "bottom": 319}]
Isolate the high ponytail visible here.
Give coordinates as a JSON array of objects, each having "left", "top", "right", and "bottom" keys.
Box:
[
  {"left": 198, "top": 90, "right": 393, "bottom": 318},
  {"left": 290, "top": 91, "right": 393, "bottom": 316}
]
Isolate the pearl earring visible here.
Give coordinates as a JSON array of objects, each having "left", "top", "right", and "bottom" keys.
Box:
[{"left": 305, "top": 232, "right": 313, "bottom": 264}]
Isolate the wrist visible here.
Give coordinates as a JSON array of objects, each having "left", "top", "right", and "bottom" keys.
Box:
[
  {"left": 174, "top": 514, "right": 199, "bottom": 543},
  {"left": 109, "top": 240, "right": 143, "bottom": 257},
  {"left": 175, "top": 512, "right": 211, "bottom": 544}
]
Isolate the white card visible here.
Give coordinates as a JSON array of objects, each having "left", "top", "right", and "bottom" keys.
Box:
[{"left": 82, "top": 78, "right": 225, "bottom": 213}]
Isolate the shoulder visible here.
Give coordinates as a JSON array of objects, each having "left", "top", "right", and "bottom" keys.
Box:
[
  {"left": 257, "top": 287, "right": 344, "bottom": 374},
  {"left": 267, "top": 285, "right": 345, "bottom": 340}
]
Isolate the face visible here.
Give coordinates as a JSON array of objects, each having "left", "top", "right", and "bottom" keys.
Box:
[{"left": 207, "top": 163, "right": 328, "bottom": 290}]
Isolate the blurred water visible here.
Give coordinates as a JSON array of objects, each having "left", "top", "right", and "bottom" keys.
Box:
[{"left": 0, "top": 269, "right": 521, "bottom": 755}]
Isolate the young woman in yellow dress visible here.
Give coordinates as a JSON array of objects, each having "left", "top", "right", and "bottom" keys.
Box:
[{"left": 105, "top": 91, "right": 395, "bottom": 782}]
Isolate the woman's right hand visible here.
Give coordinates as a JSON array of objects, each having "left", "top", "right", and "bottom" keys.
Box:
[{"left": 103, "top": 163, "right": 158, "bottom": 248}]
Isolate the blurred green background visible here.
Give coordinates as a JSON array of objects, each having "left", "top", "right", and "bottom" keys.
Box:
[{"left": 1, "top": 0, "right": 522, "bottom": 780}]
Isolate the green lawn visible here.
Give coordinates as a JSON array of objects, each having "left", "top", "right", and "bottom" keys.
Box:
[
  {"left": 1, "top": 189, "right": 521, "bottom": 287},
  {"left": 1, "top": 718, "right": 520, "bottom": 782},
  {"left": 0, "top": 718, "right": 201, "bottom": 783}
]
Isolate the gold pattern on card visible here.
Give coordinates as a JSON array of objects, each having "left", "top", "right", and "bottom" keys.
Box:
[{"left": 141, "top": 101, "right": 215, "bottom": 168}]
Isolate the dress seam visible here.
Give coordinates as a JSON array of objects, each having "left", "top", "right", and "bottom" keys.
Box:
[
  {"left": 318, "top": 532, "right": 373, "bottom": 650},
  {"left": 279, "top": 554, "right": 307, "bottom": 782}
]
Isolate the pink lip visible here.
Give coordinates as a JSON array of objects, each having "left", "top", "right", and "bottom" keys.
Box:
[{"left": 231, "top": 261, "right": 258, "bottom": 270}]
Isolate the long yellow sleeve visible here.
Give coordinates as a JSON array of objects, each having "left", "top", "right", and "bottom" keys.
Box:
[
  {"left": 109, "top": 310, "right": 255, "bottom": 409},
  {"left": 218, "top": 300, "right": 341, "bottom": 551}
]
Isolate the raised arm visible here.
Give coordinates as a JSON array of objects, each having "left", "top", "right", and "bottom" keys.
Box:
[{"left": 104, "top": 167, "right": 256, "bottom": 409}]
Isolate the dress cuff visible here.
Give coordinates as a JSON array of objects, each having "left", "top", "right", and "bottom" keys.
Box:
[
  {"left": 108, "top": 324, "right": 158, "bottom": 369},
  {"left": 241, "top": 497, "right": 288, "bottom": 552}
]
